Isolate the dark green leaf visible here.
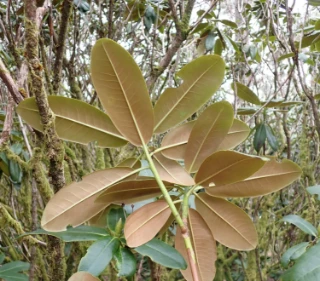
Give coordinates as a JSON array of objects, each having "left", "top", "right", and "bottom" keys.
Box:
[
  {"left": 253, "top": 123, "right": 267, "bottom": 153},
  {"left": 282, "top": 242, "right": 320, "bottom": 281},
  {"left": 307, "top": 185, "right": 320, "bottom": 200},
  {"left": 78, "top": 237, "right": 120, "bottom": 276},
  {"left": 265, "top": 125, "right": 279, "bottom": 151},
  {"left": 114, "top": 247, "right": 137, "bottom": 277},
  {"left": 282, "top": 215, "right": 318, "bottom": 236},
  {"left": 107, "top": 207, "right": 126, "bottom": 232},
  {"left": 20, "top": 225, "right": 109, "bottom": 242},
  {"left": 0, "top": 261, "right": 30, "bottom": 281},
  {"left": 135, "top": 238, "right": 187, "bottom": 270},
  {"left": 9, "top": 161, "right": 22, "bottom": 189},
  {"left": 281, "top": 242, "right": 309, "bottom": 267}
]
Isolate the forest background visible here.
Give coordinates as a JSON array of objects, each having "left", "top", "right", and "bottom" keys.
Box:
[{"left": 0, "top": 0, "right": 320, "bottom": 280}]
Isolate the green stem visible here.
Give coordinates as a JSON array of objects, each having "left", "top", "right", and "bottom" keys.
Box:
[{"left": 142, "top": 144, "right": 200, "bottom": 281}]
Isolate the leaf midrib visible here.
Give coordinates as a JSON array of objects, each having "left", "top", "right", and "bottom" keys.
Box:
[
  {"left": 154, "top": 65, "right": 214, "bottom": 131},
  {"left": 102, "top": 43, "right": 145, "bottom": 144},
  {"left": 127, "top": 204, "right": 170, "bottom": 238},
  {"left": 197, "top": 195, "right": 255, "bottom": 247},
  {"left": 188, "top": 108, "right": 224, "bottom": 173},
  {"left": 47, "top": 169, "right": 138, "bottom": 224},
  {"left": 21, "top": 106, "right": 126, "bottom": 140}
]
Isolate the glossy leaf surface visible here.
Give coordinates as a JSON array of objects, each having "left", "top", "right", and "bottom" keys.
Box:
[
  {"left": 96, "top": 178, "right": 172, "bottom": 204},
  {"left": 207, "top": 158, "right": 302, "bottom": 198},
  {"left": 175, "top": 209, "right": 216, "bottom": 281},
  {"left": 282, "top": 215, "right": 318, "bottom": 236},
  {"left": 154, "top": 55, "right": 225, "bottom": 133},
  {"left": 282, "top": 242, "right": 320, "bottom": 281},
  {"left": 68, "top": 272, "right": 100, "bottom": 281},
  {"left": 195, "top": 151, "right": 266, "bottom": 187},
  {"left": 91, "top": 39, "right": 154, "bottom": 146},
  {"left": 195, "top": 193, "right": 258, "bottom": 250},
  {"left": 161, "top": 121, "right": 195, "bottom": 160},
  {"left": 78, "top": 237, "right": 120, "bottom": 276},
  {"left": 124, "top": 200, "right": 172, "bottom": 247},
  {"left": 185, "top": 101, "right": 234, "bottom": 173},
  {"left": 135, "top": 238, "right": 187, "bottom": 269},
  {"left": 0, "top": 261, "right": 30, "bottom": 281},
  {"left": 17, "top": 96, "right": 127, "bottom": 147},
  {"left": 41, "top": 167, "right": 134, "bottom": 231},
  {"left": 154, "top": 154, "right": 195, "bottom": 186},
  {"left": 232, "top": 82, "right": 260, "bottom": 105}
]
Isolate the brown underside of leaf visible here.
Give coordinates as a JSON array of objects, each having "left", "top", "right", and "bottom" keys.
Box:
[
  {"left": 17, "top": 96, "right": 127, "bottom": 147},
  {"left": 154, "top": 55, "right": 225, "bottom": 134},
  {"left": 195, "top": 193, "right": 258, "bottom": 250},
  {"left": 185, "top": 101, "right": 234, "bottom": 173},
  {"left": 206, "top": 158, "right": 302, "bottom": 198},
  {"left": 91, "top": 38, "right": 154, "bottom": 146},
  {"left": 41, "top": 167, "right": 134, "bottom": 231},
  {"left": 68, "top": 271, "right": 100, "bottom": 281},
  {"left": 124, "top": 200, "right": 172, "bottom": 247},
  {"left": 161, "top": 121, "right": 195, "bottom": 160},
  {"left": 96, "top": 178, "right": 173, "bottom": 204},
  {"left": 217, "top": 119, "right": 250, "bottom": 150},
  {"left": 195, "top": 151, "right": 266, "bottom": 187},
  {"left": 175, "top": 209, "right": 217, "bottom": 281},
  {"left": 153, "top": 153, "right": 195, "bottom": 186}
]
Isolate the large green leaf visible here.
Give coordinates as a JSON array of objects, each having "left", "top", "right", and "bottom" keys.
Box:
[
  {"left": 114, "top": 247, "right": 137, "bottom": 277},
  {"left": 78, "top": 237, "right": 120, "bottom": 276},
  {"left": 207, "top": 158, "right": 301, "bottom": 198},
  {"left": 19, "top": 225, "right": 109, "bottom": 242},
  {"left": 135, "top": 238, "right": 187, "bottom": 270},
  {"left": 195, "top": 151, "right": 266, "bottom": 187},
  {"left": 16, "top": 96, "right": 127, "bottom": 147},
  {"left": 154, "top": 55, "right": 225, "bottom": 134},
  {"left": 282, "top": 215, "right": 318, "bottom": 236},
  {"left": 281, "top": 242, "right": 310, "bottom": 267},
  {"left": 185, "top": 101, "right": 234, "bottom": 173},
  {"left": 282, "top": 242, "right": 320, "bottom": 281},
  {"left": 175, "top": 209, "right": 217, "bottom": 281},
  {"left": 0, "top": 261, "right": 30, "bottom": 281},
  {"left": 232, "top": 82, "right": 260, "bottom": 105},
  {"left": 41, "top": 167, "right": 135, "bottom": 231},
  {"left": 91, "top": 38, "right": 154, "bottom": 146},
  {"left": 195, "top": 193, "right": 258, "bottom": 250}
]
